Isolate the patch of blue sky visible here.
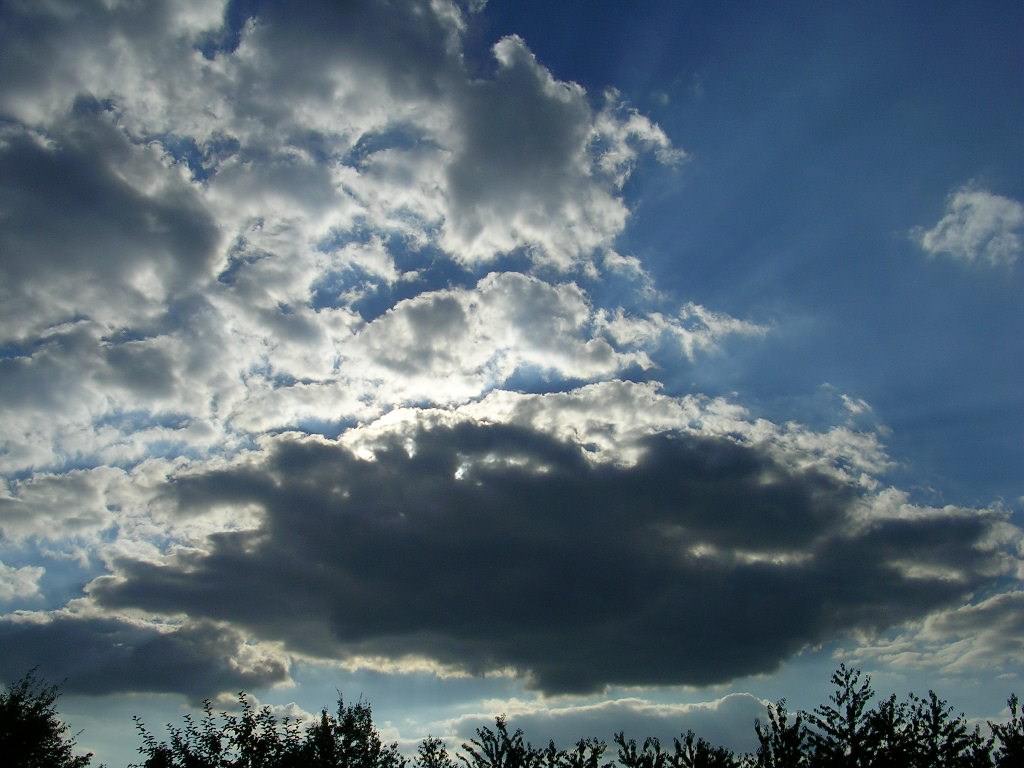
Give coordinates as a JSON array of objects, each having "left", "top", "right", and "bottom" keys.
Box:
[
  {"left": 217, "top": 234, "right": 270, "bottom": 286},
  {"left": 279, "top": 659, "right": 536, "bottom": 728},
  {"left": 499, "top": 362, "right": 648, "bottom": 399},
  {"left": 518, "top": 0, "right": 1024, "bottom": 511},
  {"left": 0, "top": 538, "right": 107, "bottom": 611},
  {"left": 0, "top": 338, "right": 49, "bottom": 360},
  {"left": 195, "top": 0, "right": 265, "bottom": 59},
  {"left": 266, "top": 416, "right": 361, "bottom": 441},
  {"left": 312, "top": 233, "right": 477, "bottom": 320},
  {"left": 94, "top": 410, "right": 192, "bottom": 433}
]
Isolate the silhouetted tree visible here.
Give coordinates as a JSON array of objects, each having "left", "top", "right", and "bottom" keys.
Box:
[
  {"left": 417, "top": 736, "right": 457, "bottom": 768},
  {"left": 904, "top": 691, "right": 991, "bottom": 767},
  {"left": 460, "top": 716, "right": 543, "bottom": 768},
  {"left": 755, "top": 699, "right": 809, "bottom": 768},
  {"left": 0, "top": 670, "right": 93, "bottom": 768},
  {"left": 990, "top": 694, "right": 1024, "bottom": 768},
  {"left": 1, "top": 662, "right": 1005, "bottom": 768},
  {"left": 863, "top": 695, "right": 912, "bottom": 768},
  {"left": 134, "top": 692, "right": 401, "bottom": 768},
  {"left": 560, "top": 738, "right": 612, "bottom": 768},
  {"left": 806, "top": 664, "right": 876, "bottom": 768},
  {"left": 671, "top": 730, "right": 738, "bottom": 768},
  {"left": 614, "top": 733, "right": 667, "bottom": 768},
  {"left": 301, "top": 697, "right": 406, "bottom": 768}
]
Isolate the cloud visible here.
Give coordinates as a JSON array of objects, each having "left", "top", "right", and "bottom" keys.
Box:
[
  {"left": 0, "top": 0, "right": 688, "bottom": 482},
  {"left": 88, "top": 419, "right": 1016, "bottom": 694},
  {"left": 0, "top": 467, "right": 124, "bottom": 542},
  {"left": 0, "top": 612, "right": 289, "bottom": 699},
  {"left": 348, "top": 273, "right": 650, "bottom": 404},
  {"left": 0, "top": 0, "right": 1017, "bottom": 717},
  {"left": 438, "top": 38, "right": 681, "bottom": 268},
  {"left": 440, "top": 36, "right": 632, "bottom": 267},
  {"left": 915, "top": 186, "right": 1024, "bottom": 266},
  {"left": 596, "top": 303, "right": 767, "bottom": 361},
  {"left": 448, "top": 694, "right": 767, "bottom": 754},
  {"left": 848, "top": 589, "right": 1024, "bottom": 676},
  {"left": 0, "top": 562, "right": 44, "bottom": 602},
  {"left": 0, "top": 112, "right": 222, "bottom": 341}
]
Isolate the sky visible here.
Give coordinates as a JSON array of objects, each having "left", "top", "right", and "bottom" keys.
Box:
[{"left": 0, "top": 0, "right": 1022, "bottom": 764}]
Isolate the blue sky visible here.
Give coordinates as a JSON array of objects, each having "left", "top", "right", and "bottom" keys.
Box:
[{"left": 0, "top": 1, "right": 1022, "bottom": 765}]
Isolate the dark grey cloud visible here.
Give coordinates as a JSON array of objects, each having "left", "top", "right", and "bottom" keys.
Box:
[
  {"left": 0, "top": 614, "right": 288, "bottom": 699},
  {"left": 91, "top": 423, "right": 1012, "bottom": 693},
  {"left": 0, "top": 109, "right": 221, "bottom": 339},
  {"left": 236, "top": 0, "right": 462, "bottom": 104}
]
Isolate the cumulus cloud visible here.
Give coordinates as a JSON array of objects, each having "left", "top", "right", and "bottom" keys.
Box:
[
  {"left": 347, "top": 273, "right": 650, "bottom": 403},
  {"left": 0, "top": 562, "right": 44, "bottom": 602},
  {"left": 0, "top": 112, "right": 222, "bottom": 341},
  {"left": 440, "top": 36, "right": 652, "bottom": 267},
  {"left": 0, "top": 612, "right": 289, "bottom": 699},
  {"left": 848, "top": 590, "right": 1024, "bottom": 676},
  {"left": 0, "top": 467, "right": 124, "bottom": 541},
  {"left": 0, "top": 0, "right": 689, "bottom": 482},
  {"left": 449, "top": 694, "right": 767, "bottom": 753},
  {"left": 89, "top": 419, "right": 1016, "bottom": 694},
  {"left": 915, "top": 186, "right": 1024, "bottom": 266}
]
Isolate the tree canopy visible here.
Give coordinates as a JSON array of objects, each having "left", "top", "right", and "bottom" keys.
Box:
[{"left": 2, "top": 665, "right": 1023, "bottom": 768}]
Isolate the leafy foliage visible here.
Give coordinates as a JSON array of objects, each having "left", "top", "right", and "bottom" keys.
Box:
[
  {"left": 134, "top": 693, "right": 403, "bottom": 768},
  {"left": 417, "top": 736, "right": 457, "bottom": 768},
  {"left": 0, "top": 669, "right": 93, "bottom": 768},
  {"left": 755, "top": 700, "right": 809, "bottom": 768},
  {"left": 806, "top": 664, "right": 876, "bottom": 768},
  {"left": 989, "top": 694, "right": 1024, "bottom": 768}
]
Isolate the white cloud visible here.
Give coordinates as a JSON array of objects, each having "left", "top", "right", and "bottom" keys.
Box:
[
  {"left": 0, "top": 561, "right": 45, "bottom": 602},
  {"left": 597, "top": 302, "right": 767, "bottom": 360},
  {"left": 433, "top": 35, "right": 681, "bottom": 269},
  {"left": 848, "top": 590, "right": 1024, "bottom": 676},
  {"left": 345, "top": 273, "right": 654, "bottom": 406},
  {"left": 445, "top": 693, "right": 767, "bottom": 753},
  {"left": 916, "top": 186, "right": 1024, "bottom": 266}
]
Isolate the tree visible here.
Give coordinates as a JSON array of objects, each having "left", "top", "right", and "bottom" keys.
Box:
[
  {"left": 905, "top": 690, "right": 992, "bottom": 768},
  {"left": 614, "top": 733, "right": 667, "bottom": 768},
  {"left": 301, "top": 697, "right": 406, "bottom": 768},
  {"left": 417, "top": 736, "right": 457, "bottom": 768},
  {"left": 989, "top": 694, "right": 1024, "bottom": 768},
  {"left": 134, "top": 692, "right": 401, "bottom": 768},
  {"left": 0, "top": 669, "right": 93, "bottom": 768},
  {"left": 670, "top": 730, "right": 738, "bottom": 768},
  {"left": 806, "top": 664, "right": 876, "bottom": 768},
  {"left": 863, "top": 694, "right": 913, "bottom": 768},
  {"left": 754, "top": 699, "right": 809, "bottom": 768},
  {"left": 559, "top": 738, "right": 611, "bottom": 768},
  {"left": 460, "top": 716, "right": 544, "bottom": 768}
]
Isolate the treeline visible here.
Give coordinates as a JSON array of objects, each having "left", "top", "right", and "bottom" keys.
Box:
[{"left": 2, "top": 665, "right": 1023, "bottom": 767}]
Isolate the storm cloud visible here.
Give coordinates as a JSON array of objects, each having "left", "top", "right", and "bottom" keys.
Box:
[
  {"left": 0, "top": 614, "right": 288, "bottom": 699},
  {"left": 91, "top": 422, "right": 1014, "bottom": 693}
]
